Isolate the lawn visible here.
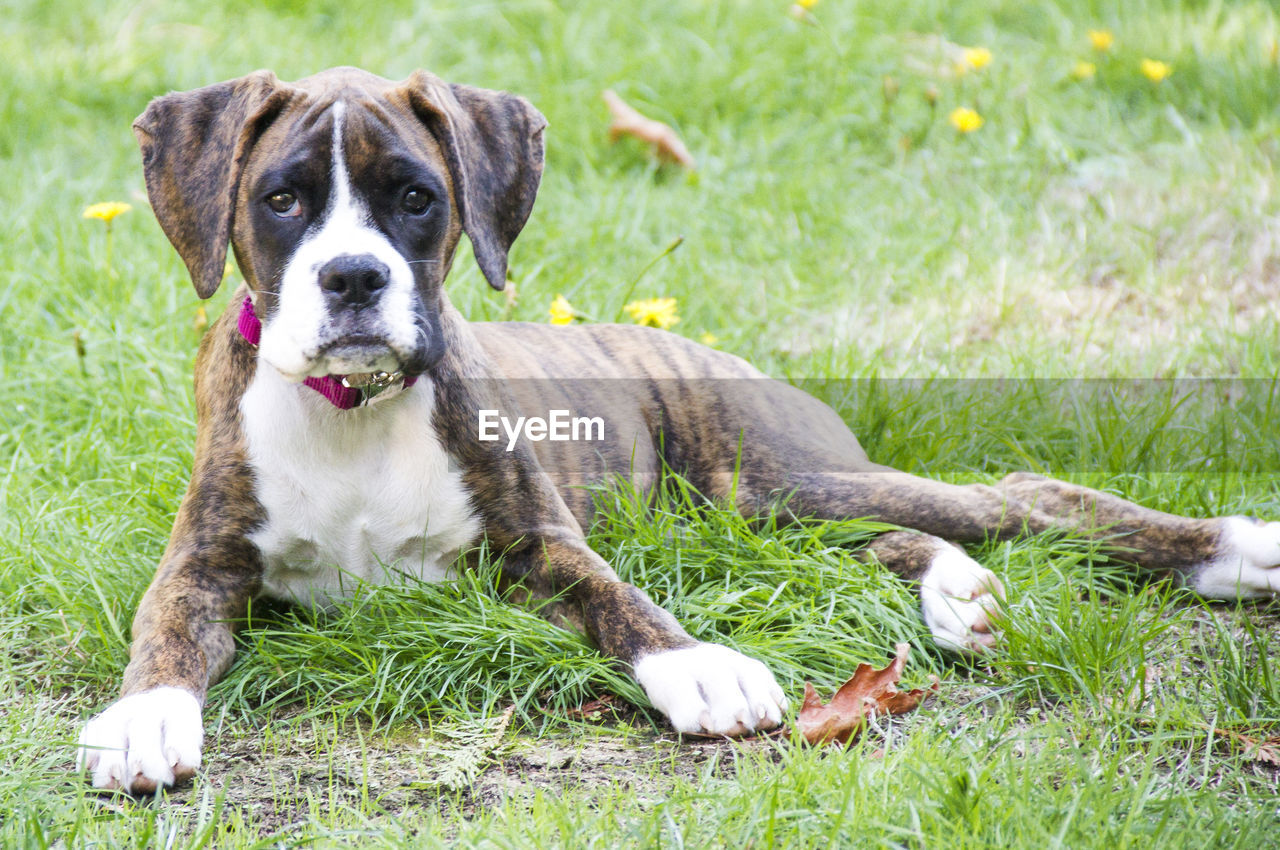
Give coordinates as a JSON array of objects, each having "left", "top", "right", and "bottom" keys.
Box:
[{"left": 3, "top": 0, "right": 1280, "bottom": 846}]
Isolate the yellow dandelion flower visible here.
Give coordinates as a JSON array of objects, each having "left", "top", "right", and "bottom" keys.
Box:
[
  {"left": 624, "top": 297, "right": 680, "bottom": 330},
  {"left": 1140, "top": 58, "right": 1172, "bottom": 83},
  {"left": 963, "top": 47, "right": 993, "bottom": 70},
  {"left": 82, "top": 201, "right": 132, "bottom": 223},
  {"left": 193, "top": 305, "right": 208, "bottom": 333},
  {"left": 699, "top": 331, "right": 719, "bottom": 346},
  {"left": 948, "top": 107, "right": 984, "bottom": 133},
  {"left": 548, "top": 294, "right": 576, "bottom": 326},
  {"left": 1088, "top": 29, "right": 1115, "bottom": 52},
  {"left": 796, "top": 0, "right": 819, "bottom": 8},
  {"left": 1071, "top": 60, "right": 1097, "bottom": 80}
]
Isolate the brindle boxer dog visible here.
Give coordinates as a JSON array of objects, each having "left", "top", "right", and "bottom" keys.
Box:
[{"left": 77, "top": 67, "right": 1280, "bottom": 793}]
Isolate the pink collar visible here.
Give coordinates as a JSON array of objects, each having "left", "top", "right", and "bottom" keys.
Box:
[{"left": 236, "top": 295, "right": 416, "bottom": 410}]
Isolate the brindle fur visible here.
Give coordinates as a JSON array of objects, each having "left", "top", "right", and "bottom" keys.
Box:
[{"left": 116, "top": 69, "right": 1234, "bottom": 792}]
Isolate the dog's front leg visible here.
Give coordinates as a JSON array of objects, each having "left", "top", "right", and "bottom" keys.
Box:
[
  {"left": 77, "top": 530, "right": 260, "bottom": 793},
  {"left": 505, "top": 536, "right": 787, "bottom": 736}
]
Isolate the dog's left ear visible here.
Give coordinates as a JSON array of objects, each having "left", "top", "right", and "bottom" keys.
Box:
[{"left": 398, "top": 72, "right": 547, "bottom": 291}]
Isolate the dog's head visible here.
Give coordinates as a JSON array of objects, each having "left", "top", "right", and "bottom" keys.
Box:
[{"left": 134, "top": 67, "right": 545, "bottom": 380}]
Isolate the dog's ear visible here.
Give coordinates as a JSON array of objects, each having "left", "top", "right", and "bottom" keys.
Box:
[
  {"left": 399, "top": 71, "right": 547, "bottom": 291},
  {"left": 133, "top": 71, "right": 293, "bottom": 299}
]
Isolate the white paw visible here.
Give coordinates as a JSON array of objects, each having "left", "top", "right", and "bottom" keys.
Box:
[
  {"left": 76, "top": 687, "right": 203, "bottom": 793},
  {"left": 920, "top": 546, "right": 1005, "bottom": 653},
  {"left": 1191, "top": 517, "right": 1280, "bottom": 599},
  {"left": 633, "top": 643, "right": 787, "bottom": 737}
]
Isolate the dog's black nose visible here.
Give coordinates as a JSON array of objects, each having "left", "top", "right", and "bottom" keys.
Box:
[{"left": 318, "top": 254, "right": 389, "bottom": 307}]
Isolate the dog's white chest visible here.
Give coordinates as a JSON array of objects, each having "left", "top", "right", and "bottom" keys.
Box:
[{"left": 240, "top": 368, "right": 480, "bottom": 607}]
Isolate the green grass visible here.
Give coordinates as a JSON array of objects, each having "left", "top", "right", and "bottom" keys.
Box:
[{"left": 4, "top": 0, "right": 1280, "bottom": 846}]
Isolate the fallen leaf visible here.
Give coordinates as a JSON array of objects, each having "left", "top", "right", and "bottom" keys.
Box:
[
  {"left": 1203, "top": 724, "right": 1280, "bottom": 766},
  {"left": 1245, "top": 737, "right": 1280, "bottom": 765},
  {"left": 602, "top": 90, "right": 695, "bottom": 169},
  {"left": 795, "top": 643, "right": 938, "bottom": 746},
  {"left": 565, "top": 695, "right": 621, "bottom": 722}
]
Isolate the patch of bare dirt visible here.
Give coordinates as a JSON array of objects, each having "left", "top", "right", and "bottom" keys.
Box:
[
  {"left": 150, "top": 716, "right": 777, "bottom": 835},
  {"left": 56, "top": 603, "right": 1280, "bottom": 836}
]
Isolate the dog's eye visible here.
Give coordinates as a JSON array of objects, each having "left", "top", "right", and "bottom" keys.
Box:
[
  {"left": 401, "top": 188, "right": 431, "bottom": 215},
  {"left": 266, "top": 191, "right": 301, "bottom": 218}
]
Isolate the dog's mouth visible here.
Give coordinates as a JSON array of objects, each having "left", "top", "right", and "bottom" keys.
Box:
[
  {"left": 257, "top": 311, "right": 442, "bottom": 385},
  {"left": 310, "top": 335, "right": 405, "bottom": 379}
]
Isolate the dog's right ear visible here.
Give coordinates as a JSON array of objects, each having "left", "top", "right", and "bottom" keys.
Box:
[{"left": 133, "top": 72, "right": 294, "bottom": 299}]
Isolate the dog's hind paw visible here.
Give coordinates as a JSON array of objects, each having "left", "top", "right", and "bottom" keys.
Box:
[
  {"left": 1190, "top": 517, "right": 1280, "bottom": 599},
  {"left": 76, "top": 687, "right": 203, "bottom": 794},
  {"left": 920, "top": 546, "right": 1005, "bottom": 654},
  {"left": 634, "top": 643, "right": 787, "bottom": 737}
]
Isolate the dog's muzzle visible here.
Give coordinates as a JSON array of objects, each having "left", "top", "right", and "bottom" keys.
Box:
[{"left": 237, "top": 295, "right": 418, "bottom": 409}]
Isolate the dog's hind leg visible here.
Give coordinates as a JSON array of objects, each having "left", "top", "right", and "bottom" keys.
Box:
[
  {"left": 781, "top": 469, "right": 1280, "bottom": 581},
  {"left": 772, "top": 470, "right": 1275, "bottom": 579},
  {"left": 744, "top": 469, "right": 1279, "bottom": 649},
  {"left": 991, "top": 472, "right": 1280, "bottom": 598}
]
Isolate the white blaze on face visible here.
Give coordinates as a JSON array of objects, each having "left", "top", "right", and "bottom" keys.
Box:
[{"left": 258, "top": 101, "right": 420, "bottom": 381}]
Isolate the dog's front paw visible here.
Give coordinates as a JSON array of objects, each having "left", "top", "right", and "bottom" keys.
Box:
[
  {"left": 634, "top": 643, "right": 787, "bottom": 737},
  {"left": 77, "top": 687, "right": 203, "bottom": 793},
  {"left": 1190, "top": 517, "right": 1280, "bottom": 599},
  {"left": 920, "top": 546, "right": 1005, "bottom": 653}
]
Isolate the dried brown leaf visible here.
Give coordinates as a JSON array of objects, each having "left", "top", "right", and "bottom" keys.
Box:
[
  {"left": 565, "top": 695, "right": 622, "bottom": 722},
  {"left": 1205, "top": 725, "right": 1280, "bottom": 766},
  {"left": 1246, "top": 738, "right": 1280, "bottom": 765},
  {"left": 795, "top": 643, "right": 939, "bottom": 747},
  {"left": 602, "top": 90, "right": 695, "bottom": 169}
]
